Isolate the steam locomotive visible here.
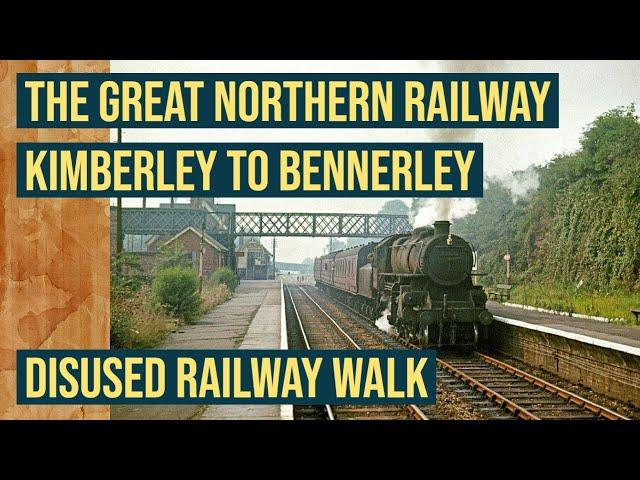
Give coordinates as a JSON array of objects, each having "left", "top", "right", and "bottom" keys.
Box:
[{"left": 314, "top": 220, "right": 493, "bottom": 347}]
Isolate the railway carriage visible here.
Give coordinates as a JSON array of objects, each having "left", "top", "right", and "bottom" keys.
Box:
[{"left": 314, "top": 220, "right": 493, "bottom": 347}]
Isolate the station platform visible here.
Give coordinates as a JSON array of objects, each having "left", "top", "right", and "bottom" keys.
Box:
[
  {"left": 487, "top": 300, "right": 640, "bottom": 355},
  {"left": 201, "top": 280, "right": 291, "bottom": 420},
  {"left": 110, "top": 280, "right": 291, "bottom": 420},
  {"left": 487, "top": 300, "right": 640, "bottom": 406}
]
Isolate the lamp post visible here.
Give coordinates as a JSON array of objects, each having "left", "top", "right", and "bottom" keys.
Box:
[{"left": 504, "top": 252, "right": 511, "bottom": 285}]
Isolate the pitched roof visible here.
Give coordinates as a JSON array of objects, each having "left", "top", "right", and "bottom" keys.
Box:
[
  {"left": 163, "top": 226, "right": 228, "bottom": 252},
  {"left": 241, "top": 239, "right": 272, "bottom": 256}
]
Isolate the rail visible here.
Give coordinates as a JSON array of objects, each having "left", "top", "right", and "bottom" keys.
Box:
[
  {"left": 287, "top": 285, "right": 428, "bottom": 420},
  {"left": 305, "top": 285, "right": 628, "bottom": 420}
]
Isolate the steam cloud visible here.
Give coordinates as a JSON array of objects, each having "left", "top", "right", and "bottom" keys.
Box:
[
  {"left": 409, "top": 198, "right": 478, "bottom": 226},
  {"left": 496, "top": 165, "right": 540, "bottom": 202},
  {"left": 410, "top": 60, "right": 508, "bottom": 227},
  {"left": 375, "top": 302, "right": 394, "bottom": 334}
]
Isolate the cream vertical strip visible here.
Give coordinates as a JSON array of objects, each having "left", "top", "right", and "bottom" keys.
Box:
[{"left": 279, "top": 279, "right": 294, "bottom": 420}]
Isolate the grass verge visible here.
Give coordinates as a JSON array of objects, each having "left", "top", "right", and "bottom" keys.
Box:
[{"left": 509, "top": 283, "right": 640, "bottom": 325}]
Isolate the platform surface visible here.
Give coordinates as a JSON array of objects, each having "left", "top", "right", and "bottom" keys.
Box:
[
  {"left": 488, "top": 300, "right": 640, "bottom": 353},
  {"left": 201, "top": 280, "right": 283, "bottom": 420},
  {"left": 111, "top": 280, "right": 284, "bottom": 420}
]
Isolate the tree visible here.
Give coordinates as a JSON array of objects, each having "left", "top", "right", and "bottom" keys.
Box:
[
  {"left": 453, "top": 105, "right": 640, "bottom": 290},
  {"left": 378, "top": 199, "right": 410, "bottom": 216},
  {"left": 154, "top": 242, "right": 191, "bottom": 273}
]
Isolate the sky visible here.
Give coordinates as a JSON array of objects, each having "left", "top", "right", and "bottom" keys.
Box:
[{"left": 110, "top": 60, "right": 640, "bottom": 263}]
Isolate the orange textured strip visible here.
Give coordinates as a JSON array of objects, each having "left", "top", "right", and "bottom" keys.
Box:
[{"left": 0, "top": 59, "right": 110, "bottom": 420}]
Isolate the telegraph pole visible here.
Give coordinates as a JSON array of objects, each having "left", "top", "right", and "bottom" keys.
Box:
[
  {"left": 199, "top": 215, "right": 206, "bottom": 294},
  {"left": 272, "top": 237, "right": 277, "bottom": 280},
  {"left": 115, "top": 127, "right": 123, "bottom": 257}
]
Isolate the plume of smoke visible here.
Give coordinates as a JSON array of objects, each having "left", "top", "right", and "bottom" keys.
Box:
[
  {"left": 409, "top": 198, "right": 477, "bottom": 226},
  {"left": 409, "top": 60, "right": 508, "bottom": 226},
  {"left": 496, "top": 165, "right": 540, "bottom": 203},
  {"left": 419, "top": 59, "right": 508, "bottom": 73}
]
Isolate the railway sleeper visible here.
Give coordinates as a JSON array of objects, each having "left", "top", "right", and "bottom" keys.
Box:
[
  {"left": 527, "top": 405, "right": 590, "bottom": 412},
  {"left": 504, "top": 394, "right": 566, "bottom": 401},
  {"left": 512, "top": 398, "right": 571, "bottom": 406},
  {"left": 543, "top": 414, "right": 598, "bottom": 420}
]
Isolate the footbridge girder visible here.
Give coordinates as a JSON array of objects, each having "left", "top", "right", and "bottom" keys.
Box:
[{"left": 112, "top": 207, "right": 412, "bottom": 237}]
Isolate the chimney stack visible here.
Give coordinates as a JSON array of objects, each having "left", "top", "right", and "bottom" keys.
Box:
[{"left": 434, "top": 220, "right": 451, "bottom": 236}]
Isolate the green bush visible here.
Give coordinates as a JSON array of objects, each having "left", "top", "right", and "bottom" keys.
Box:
[
  {"left": 111, "top": 252, "right": 146, "bottom": 291},
  {"left": 110, "top": 284, "right": 135, "bottom": 348},
  {"left": 152, "top": 266, "right": 203, "bottom": 323},
  {"left": 211, "top": 267, "right": 239, "bottom": 292}
]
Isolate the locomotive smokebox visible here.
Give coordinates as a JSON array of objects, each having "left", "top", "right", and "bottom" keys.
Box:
[{"left": 434, "top": 220, "right": 451, "bottom": 236}]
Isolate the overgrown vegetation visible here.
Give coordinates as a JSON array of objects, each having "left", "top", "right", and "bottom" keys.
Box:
[
  {"left": 151, "top": 266, "right": 203, "bottom": 324},
  {"left": 110, "top": 285, "right": 177, "bottom": 348},
  {"left": 110, "top": 253, "right": 175, "bottom": 348},
  {"left": 111, "top": 249, "right": 236, "bottom": 347},
  {"left": 211, "top": 266, "right": 239, "bottom": 292},
  {"left": 201, "top": 282, "right": 233, "bottom": 312},
  {"left": 453, "top": 105, "right": 640, "bottom": 324}
]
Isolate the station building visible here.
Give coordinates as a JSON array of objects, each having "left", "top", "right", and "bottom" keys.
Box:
[
  {"left": 112, "top": 198, "right": 233, "bottom": 277},
  {"left": 236, "top": 238, "right": 274, "bottom": 280},
  {"left": 145, "top": 226, "right": 228, "bottom": 275}
]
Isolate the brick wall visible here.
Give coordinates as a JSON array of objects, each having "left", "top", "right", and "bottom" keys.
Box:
[{"left": 167, "top": 229, "right": 223, "bottom": 276}]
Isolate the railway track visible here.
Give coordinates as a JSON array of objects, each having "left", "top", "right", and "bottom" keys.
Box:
[
  {"left": 435, "top": 353, "right": 627, "bottom": 420},
  {"left": 294, "top": 284, "right": 629, "bottom": 421},
  {"left": 285, "top": 285, "right": 428, "bottom": 420}
]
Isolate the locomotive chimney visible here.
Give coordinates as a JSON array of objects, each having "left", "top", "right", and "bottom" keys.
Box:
[{"left": 434, "top": 220, "right": 451, "bottom": 237}]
